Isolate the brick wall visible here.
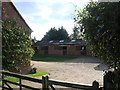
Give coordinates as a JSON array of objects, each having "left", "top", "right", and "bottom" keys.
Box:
[
  {"left": 67, "top": 45, "right": 81, "bottom": 55},
  {"left": 48, "top": 45, "right": 63, "bottom": 55},
  {"left": 2, "top": 2, "right": 32, "bottom": 34},
  {"left": 38, "top": 44, "right": 92, "bottom": 56},
  {"left": 2, "top": 2, "right": 32, "bottom": 74}
]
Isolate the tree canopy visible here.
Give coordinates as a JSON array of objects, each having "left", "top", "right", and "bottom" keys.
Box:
[
  {"left": 42, "top": 26, "right": 70, "bottom": 41},
  {"left": 75, "top": 1, "right": 120, "bottom": 68},
  {"left": 70, "top": 24, "right": 84, "bottom": 40},
  {"left": 2, "top": 20, "right": 34, "bottom": 72},
  {"left": 75, "top": 1, "right": 120, "bottom": 88}
]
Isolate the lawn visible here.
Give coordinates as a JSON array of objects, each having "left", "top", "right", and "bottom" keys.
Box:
[
  {"left": 3, "top": 72, "right": 48, "bottom": 83},
  {"left": 32, "top": 55, "right": 79, "bottom": 62}
]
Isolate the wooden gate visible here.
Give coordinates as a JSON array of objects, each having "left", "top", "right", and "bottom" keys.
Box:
[{"left": 1, "top": 71, "right": 100, "bottom": 90}]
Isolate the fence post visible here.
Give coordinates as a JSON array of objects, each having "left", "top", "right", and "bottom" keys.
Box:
[
  {"left": 19, "top": 70, "right": 22, "bottom": 90},
  {"left": 19, "top": 77, "right": 22, "bottom": 90},
  {"left": 104, "top": 73, "right": 107, "bottom": 90},
  {"left": 42, "top": 76, "right": 49, "bottom": 90},
  {"left": 103, "top": 71, "right": 115, "bottom": 90},
  {"left": 2, "top": 72, "right": 4, "bottom": 90},
  {"left": 92, "top": 80, "right": 99, "bottom": 90}
]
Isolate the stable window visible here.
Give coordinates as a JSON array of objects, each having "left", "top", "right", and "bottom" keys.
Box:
[
  {"left": 81, "top": 46, "right": 86, "bottom": 50},
  {"left": 76, "top": 46, "right": 86, "bottom": 50}
]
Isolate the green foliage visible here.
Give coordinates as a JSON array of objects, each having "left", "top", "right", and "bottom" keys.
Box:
[
  {"left": 70, "top": 25, "right": 84, "bottom": 40},
  {"left": 75, "top": 1, "right": 120, "bottom": 68},
  {"left": 2, "top": 20, "right": 34, "bottom": 72},
  {"left": 75, "top": 2, "right": 120, "bottom": 89},
  {"left": 42, "top": 26, "right": 70, "bottom": 41}
]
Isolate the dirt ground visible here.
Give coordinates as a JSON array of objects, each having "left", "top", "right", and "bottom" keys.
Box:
[{"left": 31, "top": 56, "right": 108, "bottom": 87}]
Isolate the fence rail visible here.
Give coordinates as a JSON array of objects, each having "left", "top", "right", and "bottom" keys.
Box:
[
  {"left": 2, "top": 71, "right": 42, "bottom": 90},
  {"left": 1, "top": 71, "right": 100, "bottom": 90},
  {"left": 49, "top": 79, "right": 99, "bottom": 89}
]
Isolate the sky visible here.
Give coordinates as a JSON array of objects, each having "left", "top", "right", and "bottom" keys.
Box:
[{"left": 12, "top": 0, "right": 94, "bottom": 40}]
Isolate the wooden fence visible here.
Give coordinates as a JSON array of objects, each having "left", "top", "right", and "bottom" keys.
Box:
[{"left": 1, "top": 71, "right": 100, "bottom": 90}]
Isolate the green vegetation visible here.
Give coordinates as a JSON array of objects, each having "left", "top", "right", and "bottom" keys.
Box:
[
  {"left": 32, "top": 55, "right": 78, "bottom": 62},
  {"left": 75, "top": 1, "right": 120, "bottom": 69},
  {"left": 75, "top": 1, "right": 120, "bottom": 89},
  {"left": 4, "top": 76, "right": 19, "bottom": 83},
  {"left": 28, "top": 72, "right": 48, "bottom": 77},
  {"left": 4, "top": 72, "right": 48, "bottom": 83},
  {"left": 42, "top": 26, "right": 70, "bottom": 42},
  {"left": 2, "top": 20, "right": 34, "bottom": 72}
]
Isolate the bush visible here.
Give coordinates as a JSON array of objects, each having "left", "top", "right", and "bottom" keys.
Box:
[
  {"left": 2, "top": 20, "right": 34, "bottom": 73},
  {"left": 75, "top": 1, "right": 120, "bottom": 89}
]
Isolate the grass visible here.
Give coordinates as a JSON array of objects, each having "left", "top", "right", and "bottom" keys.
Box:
[
  {"left": 28, "top": 72, "right": 48, "bottom": 77},
  {"left": 4, "top": 72, "right": 48, "bottom": 83},
  {"left": 32, "top": 54, "right": 79, "bottom": 62},
  {"left": 4, "top": 76, "right": 19, "bottom": 83}
]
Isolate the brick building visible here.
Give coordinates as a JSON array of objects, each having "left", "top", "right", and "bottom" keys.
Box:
[
  {"left": 33, "top": 40, "right": 92, "bottom": 56},
  {"left": 2, "top": 1, "right": 32, "bottom": 74},
  {"left": 2, "top": 1, "right": 32, "bottom": 34}
]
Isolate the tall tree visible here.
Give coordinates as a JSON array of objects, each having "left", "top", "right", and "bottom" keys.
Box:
[
  {"left": 75, "top": 1, "right": 120, "bottom": 88},
  {"left": 2, "top": 20, "right": 34, "bottom": 73},
  {"left": 57, "top": 26, "right": 70, "bottom": 40},
  {"left": 75, "top": 1, "right": 120, "bottom": 68},
  {"left": 42, "top": 26, "right": 70, "bottom": 41}
]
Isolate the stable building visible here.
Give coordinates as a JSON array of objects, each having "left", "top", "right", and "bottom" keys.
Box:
[{"left": 33, "top": 39, "right": 92, "bottom": 56}]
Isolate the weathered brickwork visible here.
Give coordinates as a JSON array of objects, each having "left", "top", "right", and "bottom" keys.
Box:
[{"left": 2, "top": 2, "right": 32, "bottom": 34}]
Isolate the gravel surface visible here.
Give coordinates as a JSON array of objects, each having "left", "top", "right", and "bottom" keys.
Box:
[
  {"left": 3, "top": 56, "right": 108, "bottom": 89},
  {"left": 31, "top": 56, "right": 108, "bottom": 87}
]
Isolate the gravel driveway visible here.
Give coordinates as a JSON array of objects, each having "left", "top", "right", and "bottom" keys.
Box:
[{"left": 31, "top": 56, "right": 108, "bottom": 87}]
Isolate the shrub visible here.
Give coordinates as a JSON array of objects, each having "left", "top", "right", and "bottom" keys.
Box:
[{"left": 2, "top": 20, "right": 34, "bottom": 73}]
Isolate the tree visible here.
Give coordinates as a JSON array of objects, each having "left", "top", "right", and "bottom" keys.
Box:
[
  {"left": 70, "top": 24, "right": 84, "bottom": 40},
  {"left": 42, "top": 26, "right": 70, "bottom": 41},
  {"left": 75, "top": 1, "right": 120, "bottom": 68},
  {"left": 57, "top": 26, "right": 70, "bottom": 40},
  {"left": 75, "top": 1, "right": 120, "bottom": 88},
  {"left": 2, "top": 20, "right": 34, "bottom": 73},
  {"left": 32, "top": 37, "right": 37, "bottom": 45}
]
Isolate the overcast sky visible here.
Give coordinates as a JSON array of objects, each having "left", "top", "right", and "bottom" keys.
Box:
[{"left": 12, "top": 0, "right": 94, "bottom": 40}]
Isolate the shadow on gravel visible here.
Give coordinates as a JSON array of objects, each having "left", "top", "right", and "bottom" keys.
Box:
[
  {"left": 94, "top": 63, "right": 108, "bottom": 71},
  {"left": 64, "top": 55, "right": 102, "bottom": 63}
]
